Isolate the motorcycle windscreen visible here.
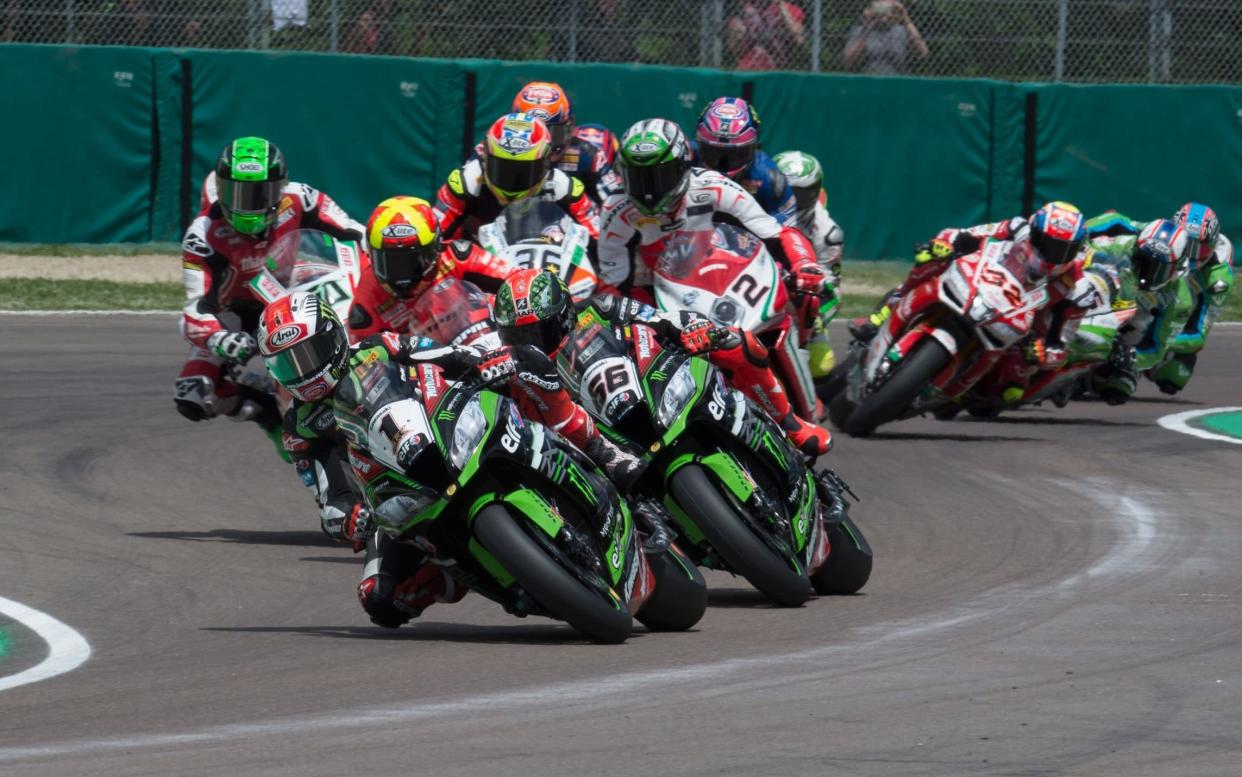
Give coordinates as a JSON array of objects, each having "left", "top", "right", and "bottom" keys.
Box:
[
  {"left": 499, "top": 200, "right": 572, "bottom": 244},
  {"left": 407, "top": 276, "right": 496, "bottom": 347},
  {"left": 263, "top": 229, "right": 343, "bottom": 289}
]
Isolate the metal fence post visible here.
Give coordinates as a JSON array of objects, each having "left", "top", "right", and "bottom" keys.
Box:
[
  {"left": 568, "top": 0, "right": 579, "bottom": 63},
  {"left": 712, "top": 0, "right": 723, "bottom": 68},
  {"left": 1054, "top": 0, "right": 1068, "bottom": 81},
  {"left": 246, "top": 0, "right": 258, "bottom": 49},
  {"left": 65, "top": 0, "right": 74, "bottom": 43},
  {"left": 1148, "top": 0, "right": 1171, "bottom": 82},
  {"left": 330, "top": 0, "right": 339, "bottom": 52},
  {"left": 811, "top": 0, "right": 822, "bottom": 72}
]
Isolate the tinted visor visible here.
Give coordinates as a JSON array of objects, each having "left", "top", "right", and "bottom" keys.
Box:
[
  {"left": 498, "top": 317, "right": 569, "bottom": 353},
  {"left": 374, "top": 241, "right": 439, "bottom": 294},
  {"left": 791, "top": 184, "right": 821, "bottom": 213},
  {"left": 1032, "top": 231, "right": 1080, "bottom": 267},
  {"left": 1132, "top": 249, "right": 1174, "bottom": 291},
  {"left": 220, "top": 179, "right": 283, "bottom": 214},
  {"left": 697, "top": 142, "right": 756, "bottom": 176},
  {"left": 265, "top": 331, "right": 340, "bottom": 386},
  {"left": 547, "top": 122, "right": 572, "bottom": 153},
  {"left": 621, "top": 158, "right": 687, "bottom": 210},
  {"left": 486, "top": 154, "right": 549, "bottom": 196}
]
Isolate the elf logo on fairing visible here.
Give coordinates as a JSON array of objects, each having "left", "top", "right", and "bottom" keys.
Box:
[{"left": 268, "top": 324, "right": 304, "bottom": 348}]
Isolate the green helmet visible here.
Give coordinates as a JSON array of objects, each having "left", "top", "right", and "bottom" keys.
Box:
[
  {"left": 773, "top": 150, "right": 824, "bottom": 214},
  {"left": 214, "top": 136, "right": 288, "bottom": 236},
  {"left": 492, "top": 268, "right": 577, "bottom": 353},
  {"left": 618, "top": 119, "right": 691, "bottom": 216}
]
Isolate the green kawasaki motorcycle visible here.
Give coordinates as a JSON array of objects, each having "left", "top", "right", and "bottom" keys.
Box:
[
  {"left": 339, "top": 353, "right": 706, "bottom": 643},
  {"left": 557, "top": 309, "right": 872, "bottom": 606}
]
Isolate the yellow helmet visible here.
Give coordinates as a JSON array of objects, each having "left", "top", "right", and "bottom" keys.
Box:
[
  {"left": 483, "top": 112, "right": 553, "bottom": 205},
  {"left": 365, "top": 195, "right": 441, "bottom": 297}
]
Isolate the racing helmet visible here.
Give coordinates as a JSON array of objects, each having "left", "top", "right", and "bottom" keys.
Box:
[
  {"left": 573, "top": 123, "right": 619, "bottom": 166},
  {"left": 773, "top": 150, "right": 825, "bottom": 214},
  {"left": 214, "top": 136, "right": 288, "bottom": 236},
  {"left": 484, "top": 113, "right": 554, "bottom": 205},
  {"left": 1133, "top": 219, "right": 1188, "bottom": 292},
  {"left": 1173, "top": 202, "right": 1221, "bottom": 266},
  {"left": 695, "top": 97, "right": 761, "bottom": 180},
  {"left": 512, "top": 81, "right": 574, "bottom": 155},
  {"left": 1028, "top": 201, "right": 1087, "bottom": 272},
  {"left": 618, "top": 118, "right": 692, "bottom": 216},
  {"left": 365, "top": 195, "right": 441, "bottom": 298},
  {"left": 492, "top": 268, "right": 577, "bottom": 354},
  {"left": 258, "top": 291, "right": 350, "bottom": 402}
]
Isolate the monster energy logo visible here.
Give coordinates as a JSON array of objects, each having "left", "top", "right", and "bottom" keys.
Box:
[
  {"left": 649, "top": 369, "right": 668, "bottom": 382},
  {"left": 562, "top": 459, "right": 598, "bottom": 506},
  {"left": 436, "top": 408, "right": 457, "bottom": 422},
  {"left": 762, "top": 431, "right": 787, "bottom": 468}
]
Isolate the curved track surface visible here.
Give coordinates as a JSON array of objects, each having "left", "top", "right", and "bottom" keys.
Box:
[{"left": 1, "top": 315, "right": 1240, "bottom": 776}]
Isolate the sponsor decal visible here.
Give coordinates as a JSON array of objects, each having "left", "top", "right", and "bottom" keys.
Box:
[
  {"left": 518, "top": 370, "right": 560, "bottom": 391},
  {"left": 420, "top": 364, "right": 440, "bottom": 400},
  {"left": 234, "top": 161, "right": 264, "bottom": 174},
  {"left": 630, "top": 141, "right": 661, "bottom": 155},
  {"left": 113, "top": 71, "right": 134, "bottom": 88},
  {"left": 300, "top": 379, "right": 329, "bottom": 401},
  {"left": 523, "top": 85, "right": 559, "bottom": 103},
  {"left": 182, "top": 231, "right": 212, "bottom": 258},
  {"left": 268, "top": 324, "right": 304, "bottom": 348},
  {"left": 382, "top": 223, "right": 418, "bottom": 239},
  {"left": 399, "top": 80, "right": 419, "bottom": 98}
]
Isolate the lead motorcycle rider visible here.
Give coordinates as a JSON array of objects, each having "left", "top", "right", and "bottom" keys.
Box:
[
  {"left": 488, "top": 268, "right": 832, "bottom": 458},
  {"left": 175, "top": 137, "right": 366, "bottom": 528},
  {"left": 346, "top": 195, "right": 517, "bottom": 340},
  {"left": 259, "top": 292, "right": 484, "bottom": 627},
  {"left": 436, "top": 113, "right": 599, "bottom": 242},
  {"left": 598, "top": 118, "right": 829, "bottom": 308}
]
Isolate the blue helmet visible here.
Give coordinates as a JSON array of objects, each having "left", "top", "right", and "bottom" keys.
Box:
[
  {"left": 1029, "top": 201, "right": 1087, "bottom": 269},
  {"left": 1133, "top": 219, "right": 1188, "bottom": 291},
  {"left": 1173, "top": 202, "right": 1220, "bottom": 266}
]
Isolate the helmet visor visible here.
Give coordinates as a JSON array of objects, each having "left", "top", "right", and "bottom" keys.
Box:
[
  {"left": 791, "top": 184, "right": 821, "bottom": 213},
  {"left": 1132, "top": 249, "right": 1175, "bottom": 291},
  {"left": 374, "top": 242, "right": 440, "bottom": 294},
  {"left": 486, "top": 154, "right": 549, "bottom": 197},
  {"left": 264, "top": 332, "right": 340, "bottom": 387},
  {"left": 498, "top": 317, "right": 569, "bottom": 353},
  {"left": 1032, "top": 231, "right": 1079, "bottom": 268},
  {"left": 621, "top": 158, "right": 688, "bottom": 212},
  {"left": 697, "top": 142, "right": 756, "bottom": 177},
  {"left": 547, "top": 122, "right": 572, "bottom": 154},
  {"left": 220, "top": 180, "right": 284, "bottom": 215}
]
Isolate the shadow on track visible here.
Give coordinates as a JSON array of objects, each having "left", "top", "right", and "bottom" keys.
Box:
[
  {"left": 1123, "top": 395, "right": 1202, "bottom": 405},
  {"left": 707, "top": 587, "right": 784, "bottom": 608},
  {"left": 865, "top": 430, "right": 1038, "bottom": 443},
  {"left": 129, "top": 529, "right": 338, "bottom": 547},
  {"left": 202, "top": 622, "right": 641, "bottom": 646},
  {"left": 960, "top": 415, "right": 1150, "bottom": 428},
  {"left": 299, "top": 555, "right": 360, "bottom": 564}
]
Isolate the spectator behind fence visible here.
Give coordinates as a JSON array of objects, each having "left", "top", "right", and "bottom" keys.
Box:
[
  {"left": 575, "top": 0, "right": 635, "bottom": 63},
  {"left": 725, "top": 0, "right": 806, "bottom": 71},
  {"left": 341, "top": 9, "right": 378, "bottom": 53},
  {"left": 843, "top": 0, "right": 928, "bottom": 75}
]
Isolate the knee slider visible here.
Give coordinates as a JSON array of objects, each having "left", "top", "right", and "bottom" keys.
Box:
[{"left": 174, "top": 376, "right": 215, "bottom": 421}]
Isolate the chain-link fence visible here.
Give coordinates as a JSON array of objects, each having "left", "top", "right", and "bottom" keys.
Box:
[{"left": 4, "top": 1, "right": 1240, "bottom": 83}]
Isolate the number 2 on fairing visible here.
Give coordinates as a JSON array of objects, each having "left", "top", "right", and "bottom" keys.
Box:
[{"left": 730, "top": 273, "right": 769, "bottom": 307}]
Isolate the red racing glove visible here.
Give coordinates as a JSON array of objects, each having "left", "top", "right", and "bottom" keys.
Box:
[
  {"left": 679, "top": 318, "right": 719, "bottom": 354},
  {"left": 1024, "top": 338, "right": 1068, "bottom": 369},
  {"left": 476, "top": 348, "right": 516, "bottom": 384},
  {"left": 792, "top": 262, "right": 829, "bottom": 296}
]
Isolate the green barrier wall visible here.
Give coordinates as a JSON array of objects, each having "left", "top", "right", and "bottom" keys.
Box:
[{"left": 1, "top": 44, "right": 1239, "bottom": 259}]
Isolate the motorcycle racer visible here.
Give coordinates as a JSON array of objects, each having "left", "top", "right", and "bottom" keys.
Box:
[
  {"left": 490, "top": 269, "right": 832, "bottom": 457},
  {"left": 258, "top": 291, "right": 482, "bottom": 627},
  {"left": 774, "top": 149, "right": 845, "bottom": 377},
  {"left": 599, "top": 119, "right": 826, "bottom": 305},
  {"left": 1153, "top": 202, "right": 1235, "bottom": 394},
  {"left": 436, "top": 113, "right": 599, "bottom": 242},
  {"left": 511, "top": 82, "right": 624, "bottom": 206},
  {"left": 346, "top": 195, "right": 518, "bottom": 340},
  {"left": 694, "top": 97, "right": 797, "bottom": 223},
  {"left": 175, "top": 137, "right": 364, "bottom": 435}
]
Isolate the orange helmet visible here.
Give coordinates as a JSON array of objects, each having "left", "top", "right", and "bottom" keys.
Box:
[
  {"left": 365, "top": 196, "right": 441, "bottom": 297},
  {"left": 511, "top": 81, "right": 574, "bottom": 153}
]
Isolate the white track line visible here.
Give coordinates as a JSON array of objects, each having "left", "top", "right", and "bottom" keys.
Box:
[
  {"left": 0, "top": 482, "right": 1165, "bottom": 763},
  {"left": 0, "top": 596, "right": 91, "bottom": 693},
  {"left": 1157, "top": 406, "right": 1242, "bottom": 446}
]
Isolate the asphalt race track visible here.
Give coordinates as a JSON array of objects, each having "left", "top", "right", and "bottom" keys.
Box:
[{"left": 2, "top": 314, "right": 1240, "bottom": 776}]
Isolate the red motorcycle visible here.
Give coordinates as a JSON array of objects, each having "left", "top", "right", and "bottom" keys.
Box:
[
  {"left": 829, "top": 238, "right": 1050, "bottom": 437},
  {"left": 652, "top": 225, "right": 823, "bottom": 420}
]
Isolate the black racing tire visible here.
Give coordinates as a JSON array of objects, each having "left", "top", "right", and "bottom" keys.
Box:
[
  {"left": 828, "top": 393, "right": 856, "bottom": 431},
  {"left": 843, "top": 338, "right": 953, "bottom": 437},
  {"left": 669, "top": 465, "right": 812, "bottom": 607},
  {"left": 966, "top": 405, "right": 1002, "bottom": 419},
  {"left": 473, "top": 505, "right": 632, "bottom": 644},
  {"left": 810, "top": 514, "right": 874, "bottom": 595},
  {"left": 635, "top": 543, "right": 708, "bottom": 632}
]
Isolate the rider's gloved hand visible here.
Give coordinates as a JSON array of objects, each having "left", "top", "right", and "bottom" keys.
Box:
[
  {"left": 679, "top": 319, "right": 720, "bottom": 355},
  {"left": 914, "top": 238, "right": 955, "bottom": 264},
  {"left": 1024, "top": 338, "right": 1068, "bottom": 369},
  {"left": 585, "top": 435, "right": 647, "bottom": 491},
  {"left": 475, "top": 348, "right": 516, "bottom": 384},
  {"left": 344, "top": 504, "right": 373, "bottom": 550},
  {"left": 793, "top": 262, "right": 828, "bottom": 296},
  {"left": 437, "top": 345, "right": 482, "bottom": 379},
  {"left": 207, "top": 331, "right": 257, "bottom": 362}
]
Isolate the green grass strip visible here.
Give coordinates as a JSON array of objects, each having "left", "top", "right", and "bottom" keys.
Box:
[
  {"left": 0, "top": 278, "right": 183, "bottom": 311},
  {"left": 0, "top": 242, "right": 180, "bottom": 257}
]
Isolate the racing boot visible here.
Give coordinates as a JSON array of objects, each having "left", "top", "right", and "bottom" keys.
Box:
[
  {"left": 847, "top": 304, "right": 891, "bottom": 343},
  {"left": 1150, "top": 352, "right": 1196, "bottom": 395},
  {"left": 585, "top": 435, "right": 647, "bottom": 491},
  {"left": 779, "top": 412, "right": 833, "bottom": 458}
]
